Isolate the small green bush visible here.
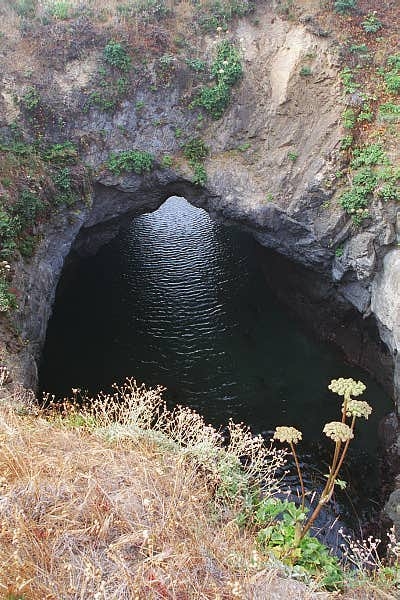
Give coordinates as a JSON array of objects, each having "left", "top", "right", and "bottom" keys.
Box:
[
  {"left": 161, "top": 154, "right": 173, "bottom": 168},
  {"left": 13, "top": 0, "right": 37, "bottom": 18},
  {"left": 342, "top": 108, "right": 356, "bottom": 129},
  {"left": 334, "top": 0, "right": 357, "bottom": 15},
  {"left": 351, "top": 144, "right": 388, "bottom": 168},
  {"left": 12, "top": 190, "right": 45, "bottom": 229},
  {"left": 299, "top": 66, "right": 312, "bottom": 77},
  {"left": 380, "top": 55, "right": 400, "bottom": 95},
  {"left": 42, "top": 142, "right": 78, "bottom": 165},
  {"left": 194, "top": 41, "right": 242, "bottom": 119},
  {"left": 378, "top": 102, "right": 400, "bottom": 122},
  {"left": 183, "top": 138, "right": 209, "bottom": 163},
  {"left": 107, "top": 150, "right": 154, "bottom": 175},
  {"left": 191, "top": 163, "right": 207, "bottom": 186},
  {"left": 47, "top": 1, "right": 71, "bottom": 20},
  {"left": 196, "top": 0, "right": 255, "bottom": 32},
  {"left": 0, "top": 278, "right": 17, "bottom": 312},
  {"left": 340, "top": 67, "right": 359, "bottom": 94},
  {"left": 21, "top": 86, "right": 40, "bottom": 111},
  {"left": 103, "top": 41, "right": 131, "bottom": 72},
  {"left": 362, "top": 12, "right": 382, "bottom": 34}
]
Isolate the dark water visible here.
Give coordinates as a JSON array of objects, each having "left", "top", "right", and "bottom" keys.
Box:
[{"left": 40, "top": 197, "right": 393, "bottom": 532}]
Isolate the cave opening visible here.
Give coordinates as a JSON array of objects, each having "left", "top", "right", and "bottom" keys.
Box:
[{"left": 39, "top": 195, "right": 393, "bottom": 538}]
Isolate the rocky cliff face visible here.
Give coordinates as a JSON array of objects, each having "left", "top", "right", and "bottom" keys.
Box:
[{"left": 1, "top": 3, "right": 400, "bottom": 487}]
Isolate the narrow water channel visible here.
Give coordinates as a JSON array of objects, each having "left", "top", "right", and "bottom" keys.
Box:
[{"left": 40, "top": 196, "right": 392, "bottom": 535}]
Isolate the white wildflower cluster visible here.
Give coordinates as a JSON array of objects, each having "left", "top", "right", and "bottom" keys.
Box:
[
  {"left": 328, "top": 377, "right": 366, "bottom": 397},
  {"left": 273, "top": 426, "right": 302, "bottom": 444},
  {"left": 344, "top": 399, "right": 372, "bottom": 420},
  {"left": 340, "top": 528, "right": 382, "bottom": 570},
  {"left": 0, "top": 261, "right": 11, "bottom": 278},
  {"left": 323, "top": 421, "right": 354, "bottom": 443}
]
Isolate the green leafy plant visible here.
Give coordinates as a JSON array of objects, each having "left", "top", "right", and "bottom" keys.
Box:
[
  {"left": 299, "top": 66, "right": 312, "bottom": 77},
  {"left": 342, "top": 108, "right": 356, "bottom": 129},
  {"left": 47, "top": 1, "right": 71, "bottom": 20},
  {"left": 253, "top": 498, "right": 343, "bottom": 589},
  {"left": 340, "top": 67, "right": 359, "bottom": 94},
  {"left": 183, "top": 138, "right": 209, "bottom": 186},
  {"left": 194, "top": 41, "right": 242, "bottom": 119},
  {"left": 378, "top": 102, "right": 400, "bottom": 122},
  {"left": 335, "top": 246, "right": 344, "bottom": 258},
  {"left": 380, "top": 55, "right": 400, "bottom": 95},
  {"left": 13, "top": 0, "right": 36, "bottom": 18},
  {"left": 288, "top": 151, "right": 298, "bottom": 162},
  {"left": 185, "top": 58, "right": 206, "bottom": 72},
  {"left": 42, "top": 142, "right": 78, "bottom": 165},
  {"left": 361, "top": 12, "right": 382, "bottom": 34},
  {"left": 273, "top": 378, "right": 371, "bottom": 545},
  {"left": 183, "top": 138, "right": 209, "bottom": 163},
  {"left": 196, "top": 0, "right": 255, "bottom": 32},
  {"left": 107, "top": 150, "right": 154, "bottom": 175},
  {"left": 340, "top": 135, "right": 353, "bottom": 150},
  {"left": 160, "top": 154, "right": 173, "bottom": 168},
  {"left": 334, "top": 0, "right": 357, "bottom": 15},
  {"left": 21, "top": 86, "right": 40, "bottom": 111},
  {"left": 103, "top": 41, "right": 131, "bottom": 72},
  {"left": 192, "top": 162, "right": 207, "bottom": 186}
]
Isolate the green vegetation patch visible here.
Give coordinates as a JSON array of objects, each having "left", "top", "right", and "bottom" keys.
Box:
[
  {"left": 334, "top": 0, "right": 357, "bottom": 15},
  {"left": 196, "top": 0, "right": 255, "bottom": 32},
  {"left": 379, "top": 55, "right": 400, "bottom": 95},
  {"left": 103, "top": 41, "right": 132, "bottom": 72},
  {"left": 193, "top": 41, "right": 242, "bottom": 119},
  {"left": 339, "top": 144, "right": 400, "bottom": 222},
  {"left": 0, "top": 138, "right": 83, "bottom": 267},
  {"left": 182, "top": 138, "right": 209, "bottom": 186},
  {"left": 107, "top": 149, "right": 154, "bottom": 175}
]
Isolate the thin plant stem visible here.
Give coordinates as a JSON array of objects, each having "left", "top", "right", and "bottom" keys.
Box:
[
  {"left": 301, "top": 416, "right": 356, "bottom": 540},
  {"left": 290, "top": 441, "right": 305, "bottom": 510}
]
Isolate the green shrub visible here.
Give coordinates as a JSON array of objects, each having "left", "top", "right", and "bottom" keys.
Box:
[
  {"left": 381, "top": 55, "right": 400, "bottom": 95},
  {"left": 191, "top": 162, "right": 207, "bottom": 186},
  {"left": 378, "top": 102, "right": 400, "bottom": 122},
  {"left": 361, "top": 12, "right": 382, "bottom": 33},
  {"left": 334, "top": 0, "right": 357, "bottom": 14},
  {"left": 357, "top": 103, "right": 373, "bottom": 122},
  {"left": 103, "top": 41, "right": 131, "bottom": 71},
  {"left": 342, "top": 108, "right": 356, "bottom": 129},
  {"left": 47, "top": 1, "right": 71, "bottom": 19},
  {"left": 12, "top": 190, "right": 45, "bottom": 229},
  {"left": 13, "top": 0, "right": 37, "bottom": 18},
  {"left": 185, "top": 58, "right": 206, "bottom": 72},
  {"left": 253, "top": 498, "right": 343, "bottom": 590},
  {"left": 299, "top": 66, "right": 312, "bottom": 77},
  {"left": 42, "top": 142, "right": 78, "bottom": 165},
  {"left": 161, "top": 154, "right": 173, "bottom": 168},
  {"left": 194, "top": 41, "right": 242, "bottom": 119},
  {"left": 107, "top": 150, "right": 154, "bottom": 175},
  {"left": 288, "top": 151, "right": 298, "bottom": 162},
  {"left": 21, "top": 86, "right": 40, "bottom": 111},
  {"left": 351, "top": 143, "right": 388, "bottom": 168},
  {"left": 183, "top": 138, "right": 209, "bottom": 163},
  {"left": 196, "top": 0, "right": 255, "bottom": 32},
  {"left": 340, "top": 135, "right": 353, "bottom": 150},
  {"left": 0, "top": 278, "right": 17, "bottom": 312},
  {"left": 340, "top": 67, "right": 359, "bottom": 94}
]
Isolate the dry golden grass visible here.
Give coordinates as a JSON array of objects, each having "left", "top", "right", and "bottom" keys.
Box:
[{"left": 0, "top": 378, "right": 302, "bottom": 600}]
